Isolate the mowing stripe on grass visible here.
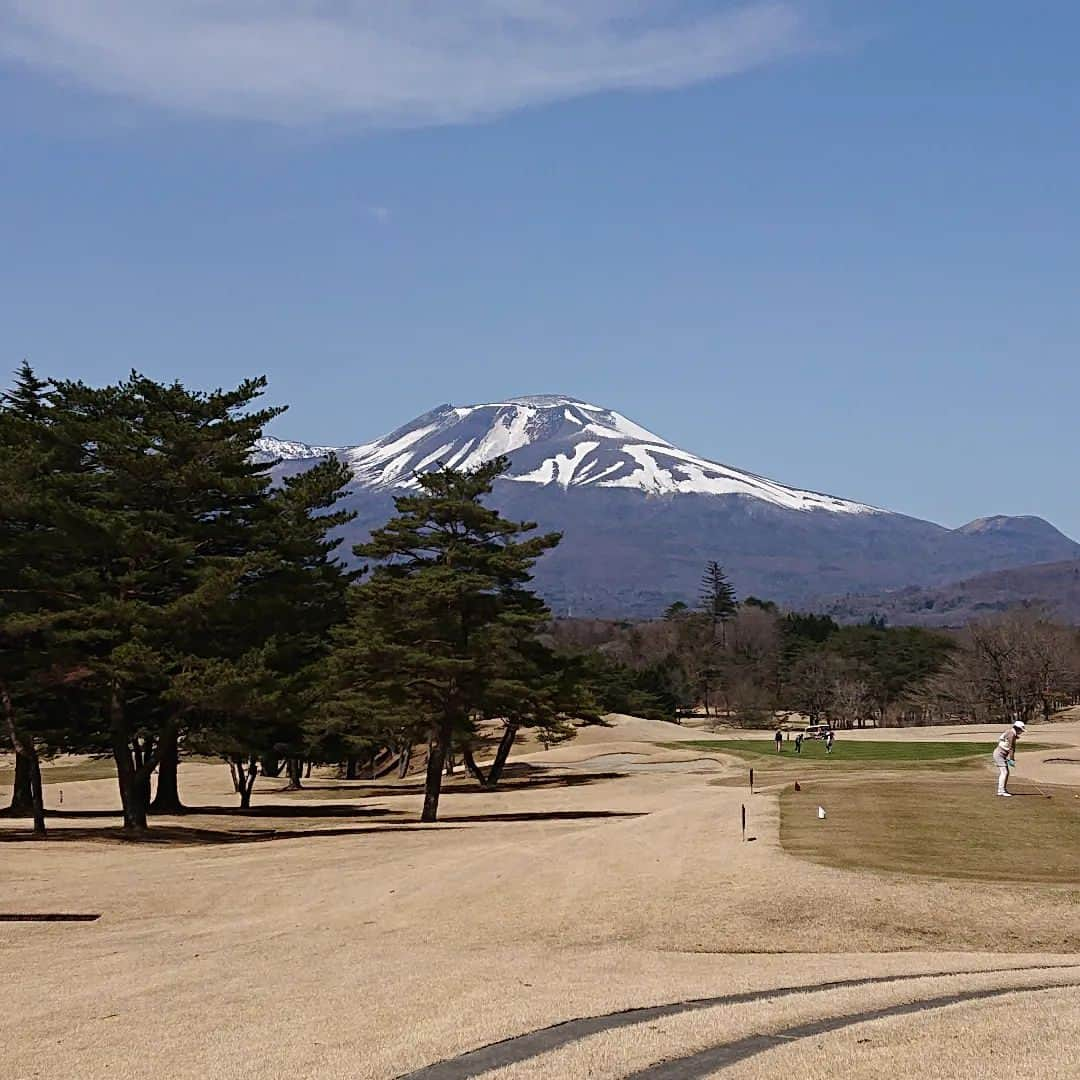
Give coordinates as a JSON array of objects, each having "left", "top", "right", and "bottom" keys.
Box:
[
  {"left": 396, "top": 963, "right": 1080, "bottom": 1080},
  {"left": 627, "top": 981, "right": 1080, "bottom": 1078}
]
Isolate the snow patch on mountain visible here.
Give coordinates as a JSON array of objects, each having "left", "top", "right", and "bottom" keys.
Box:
[
  {"left": 259, "top": 396, "right": 878, "bottom": 515},
  {"left": 253, "top": 436, "right": 341, "bottom": 463}
]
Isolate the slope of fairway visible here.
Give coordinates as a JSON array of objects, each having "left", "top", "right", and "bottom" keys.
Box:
[{"left": 780, "top": 776, "right": 1080, "bottom": 883}]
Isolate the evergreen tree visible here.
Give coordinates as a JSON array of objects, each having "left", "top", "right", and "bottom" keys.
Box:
[
  {"left": 0, "top": 362, "right": 71, "bottom": 834},
  {"left": 463, "top": 621, "right": 582, "bottom": 788},
  {"left": 699, "top": 561, "right": 737, "bottom": 640},
  {"left": 696, "top": 561, "right": 737, "bottom": 716},
  {"left": 330, "top": 457, "right": 561, "bottom": 822},
  {"left": 188, "top": 456, "right": 358, "bottom": 807},
  {"left": 29, "top": 373, "right": 282, "bottom": 831}
]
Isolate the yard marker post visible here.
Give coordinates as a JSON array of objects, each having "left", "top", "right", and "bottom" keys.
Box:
[
  {"left": 749, "top": 767, "right": 754, "bottom": 793},
  {"left": 741, "top": 803, "right": 746, "bottom": 841}
]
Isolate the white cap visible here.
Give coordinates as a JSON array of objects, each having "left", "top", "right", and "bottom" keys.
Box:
[{"left": 1013, "top": 720, "right": 1026, "bottom": 731}]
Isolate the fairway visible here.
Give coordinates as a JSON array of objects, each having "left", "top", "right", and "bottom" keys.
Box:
[
  {"left": 0, "top": 758, "right": 117, "bottom": 786},
  {"left": 781, "top": 776, "right": 1080, "bottom": 884},
  {"left": 663, "top": 738, "right": 1048, "bottom": 763},
  {"left": 3, "top": 715, "right": 1079, "bottom": 1080}
]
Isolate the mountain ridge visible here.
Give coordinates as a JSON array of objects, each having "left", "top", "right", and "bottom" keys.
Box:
[
  {"left": 259, "top": 395, "right": 1079, "bottom": 616},
  {"left": 822, "top": 558, "right": 1080, "bottom": 627},
  {"left": 256, "top": 395, "right": 877, "bottom": 513}
]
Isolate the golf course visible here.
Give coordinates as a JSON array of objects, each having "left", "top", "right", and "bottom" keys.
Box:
[{"left": 2, "top": 713, "right": 1079, "bottom": 1080}]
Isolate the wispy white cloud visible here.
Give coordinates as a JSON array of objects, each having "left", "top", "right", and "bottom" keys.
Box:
[{"left": 0, "top": 2, "right": 817, "bottom": 129}]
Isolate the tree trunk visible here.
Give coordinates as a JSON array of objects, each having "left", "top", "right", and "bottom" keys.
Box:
[
  {"left": 420, "top": 720, "right": 452, "bottom": 823},
  {"left": 462, "top": 745, "right": 487, "bottom": 785},
  {"left": 28, "top": 754, "right": 46, "bottom": 837},
  {"left": 2, "top": 682, "right": 45, "bottom": 836},
  {"left": 110, "top": 690, "right": 150, "bottom": 834},
  {"left": 131, "top": 739, "right": 154, "bottom": 811},
  {"left": 286, "top": 757, "right": 303, "bottom": 791},
  {"left": 345, "top": 756, "right": 360, "bottom": 781},
  {"left": 149, "top": 726, "right": 184, "bottom": 814},
  {"left": 239, "top": 757, "right": 258, "bottom": 809},
  {"left": 112, "top": 743, "right": 149, "bottom": 833},
  {"left": 304, "top": 760, "right": 312, "bottom": 779},
  {"left": 444, "top": 750, "right": 455, "bottom": 777},
  {"left": 397, "top": 745, "right": 411, "bottom": 779},
  {"left": 6, "top": 751, "right": 33, "bottom": 814},
  {"left": 485, "top": 723, "right": 519, "bottom": 789},
  {"left": 226, "top": 757, "right": 243, "bottom": 793},
  {"left": 260, "top": 754, "right": 282, "bottom": 778}
]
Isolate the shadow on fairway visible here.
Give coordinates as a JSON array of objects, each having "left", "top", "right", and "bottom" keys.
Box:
[
  {"left": 0, "top": 823, "right": 461, "bottom": 845},
  {"left": 284, "top": 767, "right": 623, "bottom": 799},
  {"left": 13, "top": 803, "right": 404, "bottom": 821},
  {"left": 0, "top": 913, "right": 101, "bottom": 922},
  {"left": 440, "top": 810, "right": 642, "bottom": 824}
]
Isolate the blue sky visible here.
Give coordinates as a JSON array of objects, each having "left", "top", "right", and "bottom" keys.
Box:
[{"left": 3, "top": 2, "right": 1079, "bottom": 537}]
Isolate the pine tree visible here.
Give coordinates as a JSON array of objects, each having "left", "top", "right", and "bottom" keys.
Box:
[
  {"left": 330, "top": 457, "right": 561, "bottom": 822},
  {"left": 462, "top": 610, "right": 582, "bottom": 788},
  {"left": 33, "top": 373, "right": 283, "bottom": 832},
  {"left": 697, "top": 562, "right": 737, "bottom": 718},
  {"left": 0, "top": 362, "right": 66, "bottom": 834},
  {"left": 186, "top": 456, "right": 358, "bottom": 807},
  {"left": 700, "top": 561, "right": 737, "bottom": 639}
]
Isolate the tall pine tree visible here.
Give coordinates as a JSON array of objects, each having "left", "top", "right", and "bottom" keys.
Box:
[
  {"left": 330, "top": 457, "right": 561, "bottom": 822},
  {"left": 185, "top": 455, "right": 358, "bottom": 807},
  {"left": 35, "top": 373, "right": 281, "bottom": 831},
  {"left": 0, "top": 362, "right": 57, "bottom": 834},
  {"left": 697, "top": 561, "right": 737, "bottom": 717}
]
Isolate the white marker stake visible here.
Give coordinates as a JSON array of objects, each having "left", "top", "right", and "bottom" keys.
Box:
[{"left": 817, "top": 806, "right": 827, "bottom": 820}]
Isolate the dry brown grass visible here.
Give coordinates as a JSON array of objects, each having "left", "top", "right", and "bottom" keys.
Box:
[
  {"left": 1, "top": 715, "right": 1078, "bottom": 1079},
  {"left": 481, "top": 969, "right": 1080, "bottom": 1079},
  {"left": 781, "top": 775, "right": 1080, "bottom": 884},
  {"left": 719, "top": 987, "right": 1080, "bottom": 1079}
]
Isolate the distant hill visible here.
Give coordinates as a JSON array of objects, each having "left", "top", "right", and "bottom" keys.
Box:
[{"left": 821, "top": 559, "right": 1080, "bottom": 627}]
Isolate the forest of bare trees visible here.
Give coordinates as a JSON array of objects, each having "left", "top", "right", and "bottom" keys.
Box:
[{"left": 551, "top": 599, "right": 1080, "bottom": 730}]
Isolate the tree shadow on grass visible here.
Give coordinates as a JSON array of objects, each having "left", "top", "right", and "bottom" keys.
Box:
[
  {"left": 290, "top": 767, "right": 624, "bottom": 800},
  {"left": 440, "top": 810, "right": 643, "bottom": 824},
  {"left": 11, "top": 804, "right": 404, "bottom": 821},
  {"left": 174, "top": 804, "right": 404, "bottom": 819},
  {"left": 0, "top": 823, "right": 461, "bottom": 846}
]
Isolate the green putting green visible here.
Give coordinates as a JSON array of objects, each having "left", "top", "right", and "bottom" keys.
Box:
[{"left": 663, "top": 739, "right": 1051, "bottom": 763}]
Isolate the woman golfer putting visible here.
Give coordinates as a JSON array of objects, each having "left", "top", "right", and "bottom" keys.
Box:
[{"left": 993, "top": 720, "right": 1025, "bottom": 797}]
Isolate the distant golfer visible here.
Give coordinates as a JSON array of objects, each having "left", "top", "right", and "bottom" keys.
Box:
[
  {"left": 994, "top": 720, "right": 1025, "bottom": 797},
  {"left": 775, "top": 729, "right": 784, "bottom": 753},
  {"left": 825, "top": 730, "right": 834, "bottom": 754},
  {"left": 795, "top": 732, "right": 803, "bottom": 755}
]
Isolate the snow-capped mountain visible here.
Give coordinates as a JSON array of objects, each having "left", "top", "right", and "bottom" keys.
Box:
[
  {"left": 258, "top": 395, "right": 875, "bottom": 514},
  {"left": 252, "top": 436, "right": 340, "bottom": 463},
  {"left": 260, "top": 395, "right": 1080, "bottom": 617}
]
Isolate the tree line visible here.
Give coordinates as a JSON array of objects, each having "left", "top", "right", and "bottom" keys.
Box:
[
  {"left": 550, "top": 570, "right": 1080, "bottom": 729},
  {"left": 1, "top": 367, "right": 594, "bottom": 837}
]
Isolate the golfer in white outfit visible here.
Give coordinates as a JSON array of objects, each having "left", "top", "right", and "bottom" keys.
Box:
[{"left": 993, "top": 720, "right": 1025, "bottom": 797}]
